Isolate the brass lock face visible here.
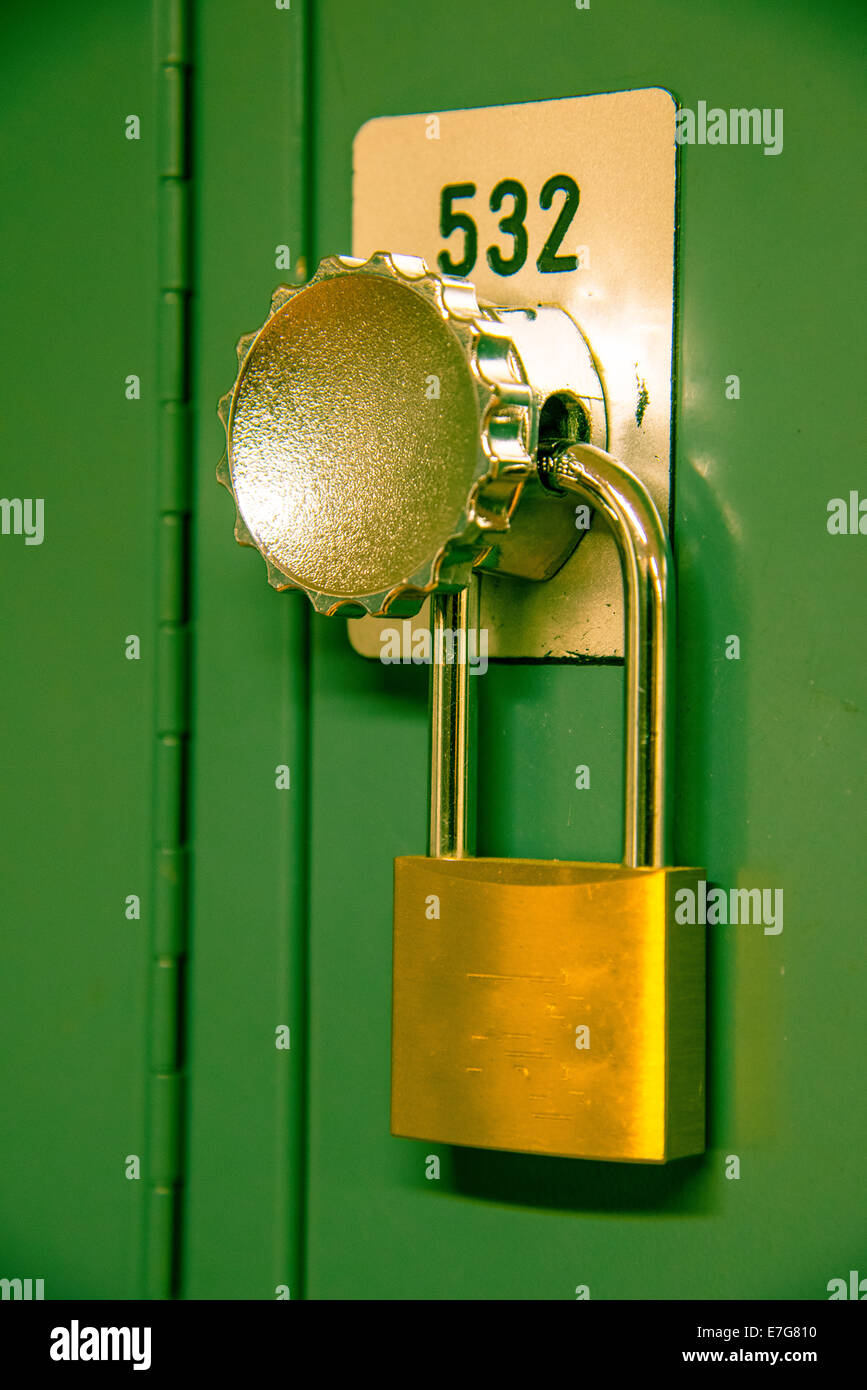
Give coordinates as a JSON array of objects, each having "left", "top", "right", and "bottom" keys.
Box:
[
  {"left": 391, "top": 444, "right": 706, "bottom": 1164},
  {"left": 392, "top": 859, "right": 704, "bottom": 1162}
]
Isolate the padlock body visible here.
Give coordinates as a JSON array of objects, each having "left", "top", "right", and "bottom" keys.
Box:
[{"left": 392, "top": 857, "right": 705, "bottom": 1162}]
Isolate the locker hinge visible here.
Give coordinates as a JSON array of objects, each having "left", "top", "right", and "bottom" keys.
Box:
[{"left": 146, "top": 0, "right": 191, "bottom": 1301}]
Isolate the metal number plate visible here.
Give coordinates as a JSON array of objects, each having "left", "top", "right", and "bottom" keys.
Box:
[{"left": 350, "top": 88, "right": 677, "bottom": 660}]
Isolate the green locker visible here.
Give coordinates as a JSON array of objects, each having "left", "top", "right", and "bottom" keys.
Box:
[{"left": 1, "top": 0, "right": 864, "bottom": 1302}]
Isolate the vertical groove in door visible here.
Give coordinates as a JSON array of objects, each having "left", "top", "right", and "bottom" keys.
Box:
[
  {"left": 145, "top": 0, "right": 193, "bottom": 1300},
  {"left": 279, "top": 0, "right": 315, "bottom": 1303},
  {"left": 278, "top": 561, "right": 311, "bottom": 1305},
  {"left": 182, "top": 0, "right": 312, "bottom": 1299}
]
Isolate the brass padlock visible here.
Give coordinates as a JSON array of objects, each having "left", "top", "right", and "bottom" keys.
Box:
[{"left": 392, "top": 443, "right": 706, "bottom": 1163}]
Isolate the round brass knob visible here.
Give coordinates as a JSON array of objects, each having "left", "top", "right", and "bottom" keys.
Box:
[{"left": 218, "top": 252, "right": 605, "bottom": 616}]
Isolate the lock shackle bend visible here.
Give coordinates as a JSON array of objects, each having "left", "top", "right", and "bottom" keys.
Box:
[
  {"left": 541, "top": 443, "right": 673, "bottom": 869},
  {"left": 429, "top": 444, "right": 672, "bottom": 869}
]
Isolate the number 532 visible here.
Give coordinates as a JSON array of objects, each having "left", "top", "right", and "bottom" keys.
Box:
[{"left": 437, "top": 176, "right": 580, "bottom": 279}]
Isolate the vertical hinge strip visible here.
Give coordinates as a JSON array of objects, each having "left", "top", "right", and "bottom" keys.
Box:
[{"left": 146, "top": 0, "right": 191, "bottom": 1301}]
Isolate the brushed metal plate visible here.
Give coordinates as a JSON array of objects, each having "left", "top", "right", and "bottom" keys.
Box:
[
  {"left": 348, "top": 88, "right": 677, "bottom": 660},
  {"left": 392, "top": 858, "right": 705, "bottom": 1161}
]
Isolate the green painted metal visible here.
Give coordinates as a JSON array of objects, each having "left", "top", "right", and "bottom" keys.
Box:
[
  {"left": 0, "top": 1, "right": 158, "bottom": 1299},
  {"left": 301, "top": 0, "right": 866, "bottom": 1299},
  {"left": 181, "top": 0, "right": 311, "bottom": 1300},
  {"left": 1, "top": 0, "right": 864, "bottom": 1301}
]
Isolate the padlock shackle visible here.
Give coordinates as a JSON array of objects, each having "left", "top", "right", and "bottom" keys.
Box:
[
  {"left": 428, "top": 445, "right": 672, "bottom": 868},
  {"left": 542, "top": 444, "right": 672, "bottom": 868},
  {"left": 429, "top": 582, "right": 478, "bottom": 858}
]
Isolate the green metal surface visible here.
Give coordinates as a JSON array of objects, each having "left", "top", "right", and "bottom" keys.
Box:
[
  {"left": 0, "top": 1, "right": 157, "bottom": 1298},
  {"left": 302, "top": 0, "right": 866, "bottom": 1299},
  {"left": 1, "top": 0, "right": 864, "bottom": 1300},
  {"left": 181, "top": 0, "right": 311, "bottom": 1300}
]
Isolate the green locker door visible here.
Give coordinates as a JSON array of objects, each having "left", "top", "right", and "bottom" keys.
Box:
[
  {"left": 1, "top": 2, "right": 160, "bottom": 1298},
  {"left": 2, "top": 0, "right": 864, "bottom": 1302}
]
